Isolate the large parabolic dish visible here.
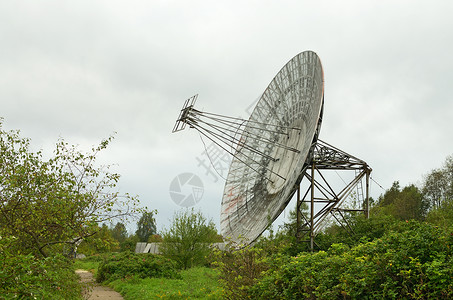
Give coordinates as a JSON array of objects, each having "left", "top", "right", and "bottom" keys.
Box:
[{"left": 220, "top": 51, "right": 324, "bottom": 244}]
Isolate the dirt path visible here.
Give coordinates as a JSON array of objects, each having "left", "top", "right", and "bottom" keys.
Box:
[{"left": 76, "top": 269, "right": 124, "bottom": 300}]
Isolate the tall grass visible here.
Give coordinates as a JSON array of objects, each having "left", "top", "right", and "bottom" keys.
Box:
[
  {"left": 107, "top": 266, "right": 222, "bottom": 299},
  {"left": 74, "top": 254, "right": 221, "bottom": 299}
]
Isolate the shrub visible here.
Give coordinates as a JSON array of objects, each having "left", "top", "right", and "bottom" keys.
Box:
[
  {"left": 213, "top": 244, "right": 271, "bottom": 300},
  {"left": 160, "top": 209, "right": 220, "bottom": 269},
  {"left": 96, "top": 252, "right": 181, "bottom": 283},
  {"left": 119, "top": 235, "right": 140, "bottom": 252},
  {"left": 315, "top": 213, "right": 401, "bottom": 250},
  {"left": 0, "top": 235, "right": 81, "bottom": 299},
  {"left": 252, "top": 222, "right": 453, "bottom": 299}
]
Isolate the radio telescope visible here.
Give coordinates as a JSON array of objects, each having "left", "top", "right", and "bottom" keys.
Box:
[{"left": 173, "top": 51, "right": 371, "bottom": 249}]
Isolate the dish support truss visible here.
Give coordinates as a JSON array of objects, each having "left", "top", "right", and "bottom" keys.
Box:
[{"left": 296, "top": 139, "right": 372, "bottom": 251}]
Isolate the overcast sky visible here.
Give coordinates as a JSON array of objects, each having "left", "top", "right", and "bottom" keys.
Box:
[{"left": 1, "top": 1, "right": 452, "bottom": 233}]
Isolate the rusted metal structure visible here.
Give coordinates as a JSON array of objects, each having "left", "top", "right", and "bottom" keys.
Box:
[
  {"left": 173, "top": 51, "right": 371, "bottom": 248},
  {"left": 296, "top": 140, "right": 371, "bottom": 250}
]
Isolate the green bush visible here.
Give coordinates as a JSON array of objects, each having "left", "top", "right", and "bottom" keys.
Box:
[
  {"left": 252, "top": 222, "right": 453, "bottom": 299},
  {"left": 120, "top": 235, "right": 140, "bottom": 252},
  {"left": 314, "top": 213, "right": 401, "bottom": 251},
  {"left": 0, "top": 236, "right": 81, "bottom": 299},
  {"left": 212, "top": 244, "right": 272, "bottom": 300},
  {"left": 96, "top": 252, "right": 181, "bottom": 283},
  {"left": 160, "top": 209, "right": 220, "bottom": 269},
  {"left": 77, "top": 253, "right": 105, "bottom": 263}
]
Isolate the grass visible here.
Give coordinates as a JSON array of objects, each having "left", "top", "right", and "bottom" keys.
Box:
[
  {"left": 73, "top": 256, "right": 103, "bottom": 277},
  {"left": 74, "top": 254, "right": 222, "bottom": 299},
  {"left": 107, "top": 266, "right": 223, "bottom": 299}
]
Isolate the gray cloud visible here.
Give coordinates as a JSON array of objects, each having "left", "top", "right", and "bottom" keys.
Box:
[{"left": 1, "top": 0, "right": 452, "bottom": 232}]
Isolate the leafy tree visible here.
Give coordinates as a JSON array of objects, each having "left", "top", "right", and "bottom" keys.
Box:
[
  {"left": 148, "top": 234, "right": 163, "bottom": 243},
  {"left": 422, "top": 155, "right": 453, "bottom": 229},
  {"left": 136, "top": 211, "right": 157, "bottom": 242},
  {"left": 120, "top": 234, "right": 140, "bottom": 252},
  {"left": 77, "top": 224, "right": 119, "bottom": 255},
  {"left": 427, "top": 198, "right": 453, "bottom": 229},
  {"left": 376, "top": 181, "right": 428, "bottom": 221},
  {"left": 423, "top": 155, "right": 453, "bottom": 209},
  {"left": 111, "top": 222, "right": 128, "bottom": 243},
  {"left": 0, "top": 121, "right": 142, "bottom": 257},
  {"left": 160, "top": 208, "right": 220, "bottom": 269},
  {"left": 393, "top": 184, "right": 428, "bottom": 220},
  {"left": 378, "top": 181, "right": 401, "bottom": 206}
]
